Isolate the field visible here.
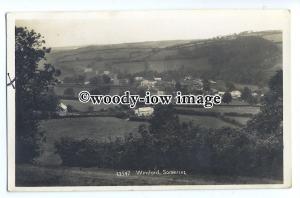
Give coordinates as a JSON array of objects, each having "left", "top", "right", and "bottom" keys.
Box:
[
  {"left": 178, "top": 115, "right": 237, "bottom": 128},
  {"left": 36, "top": 107, "right": 255, "bottom": 166},
  {"left": 36, "top": 117, "right": 146, "bottom": 165},
  {"left": 175, "top": 105, "right": 261, "bottom": 115},
  {"left": 61, "top": 99, "right": 117, "bottom": 112}
]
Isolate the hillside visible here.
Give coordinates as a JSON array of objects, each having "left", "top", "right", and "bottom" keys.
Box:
[{"left": 46, "top": 30, "right": 282, "bottom": 86}]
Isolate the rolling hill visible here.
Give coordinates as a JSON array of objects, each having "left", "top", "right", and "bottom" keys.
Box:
[{"left": 46, "top": 30, "right": 282, "bottom": 86}]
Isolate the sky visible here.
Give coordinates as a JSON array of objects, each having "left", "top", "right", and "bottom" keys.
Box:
[{"left": 15, "top": 10, "right": 289, "bottom": 48}]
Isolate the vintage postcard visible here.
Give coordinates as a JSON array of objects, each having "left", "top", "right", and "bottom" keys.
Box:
[{"left": 6, "top": 10, "right": 291, "bottom": 191}]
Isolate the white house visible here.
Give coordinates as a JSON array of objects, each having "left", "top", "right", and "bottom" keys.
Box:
[
  {"left": 156, "top": 90, "right": 165, "bottom": 95},
  {"left": 231, "top": 90, "right": 242, "bottom": 99},
  {"left": 57, "top": 102, "right": 68, "bottom": 116},
  {"left": 104, "top": 70, "right": 110, "bottom": 75},
  {"left": 218, "top": 91, "right": 225, "bottom": 96},
  {"left": 154, "top": 77, "right": 162, "bottom": 81},
  {"left": 134, "top": 76, "right": 144, "bottom": 81},
  {"left": 134, "top": 107, "right": 154, "bottom": 117},
  {"left": 84, "top": 68, "right": 93, "bottom": 73},
  {"left": 140, "top": 80, "right": 157, "bottom": 88}
]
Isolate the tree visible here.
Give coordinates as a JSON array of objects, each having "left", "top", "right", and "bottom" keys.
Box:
[
  {"left": 89, "top": 76, "right": 102, "bottom": 85},
  {"left": 175, "top": 81, "right": 182, "bottom": 92},
  {"left": 241, "top": 87, "right": 252, "bottom": 101},
  {"left": 247, "top": 70, "right": 283, "bottom": 135},
  {"left": 90, "top": 86, "right": 110, "bottom": 95},
  {"left": 222, "top": 92, "right": 232, "bottom": 104},
  {"left": 244, "top": 70, "right": 283, "bottom": 178},
  {"left": 15, "top": 26, "right": 60, "bottom": 163},
  {"left": 226, "top": 81, "right": 236, "bottom": 92},
  {"left": 102, "top": 74, "right": 111, "bottom": 84},
  {"left": 203, "top": 79, "right": 211, "bottom": 92}
]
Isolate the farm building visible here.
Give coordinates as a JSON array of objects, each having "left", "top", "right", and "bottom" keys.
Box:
[
  {"left": 134, "top": 76, "right": 143, "bottom": 81},
  {"left": 134, "top": 107, "right": 154, "bottom": 117},
  {"left": 57, "top": 102, "right": 68, "bottom": 116},
  {"left": 104, "top": 70, "right": 110, "bottom": 75},
  {"left": 231, "top": 90, "right": 242, "bottom": 99},
  {"left": 156, "top": 90, "right": 166, "bottom": 95},
  {"left": 140, "top": 80, "right": 157, "bottom": 88},
  {"left": 154, "top": 77, "right": 162, "bottom": 81},
  {"left": 218, "top": 91, "right": 225, "bottom": 96},
  {"left": 84, "top": 68, "right": 93, "bottom": 73}
]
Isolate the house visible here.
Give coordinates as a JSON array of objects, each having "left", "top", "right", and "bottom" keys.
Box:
[
  {"left": 140, "top": 80, "right": 157, "bottom": 88},
  {"left": 231, "top": 90, "right": 242, "bottom": 99},
  {"left": 218, "top": 91, "right": 225, "bottom": 96},
  {"left": 154, "top": 77, "right": 162, "bottom": 81},
  {"left": 184, "top": 76, "right": 192, "bottom": 81},
  {"left": 156, "top": 90, "right": 166, "bottom": 95},
  {"left": 84, "top": 68, "right": 93, "bottom": 73},
  {"left": 119, "top": 79, "right": 129, "bottom": 85},
  {"left": 134, "top": 76, "right": 144, "bottom": 81},
  {"left": 134, "top": 107, "right": 154, "bottom": 117},
  {"left": 211, "top": 88, "right": 218, "bottom": 94},
  {"left": 252, "top": 92, "right": 258, "bottom": 97},
  {"left": 57, "top": 102, "right": 68, "bottom": 116},
  {"left": 104, "top": 70, "right": 110, "bottom": 75}
]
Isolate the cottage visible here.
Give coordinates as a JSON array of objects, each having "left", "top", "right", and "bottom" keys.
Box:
[
  {"left": 104, "top": 70, "right": 110, "bottom": 75},
  {"left": 156, "top": 90, "right": 166, "bottom": 95},
  {"left": 134, "top": 76, "right": 144, "bottom": 81},
  {"left": 231, "top": 90, "right": 242, "bottom": 99},
  {"left": 57, "top": 102, "right": 68, "bottom": 116},
  {"left": 84, "top": 68, "right": 93, "bottom": 73},
  {"left": 218, "top": 91, "right": 225, "bottom": 96},
  {"left": 134, "top": 107, "right": 154, "bottom": 117},
  {"left": 140, "top": 80, "right": 157, "bottom": 88}
]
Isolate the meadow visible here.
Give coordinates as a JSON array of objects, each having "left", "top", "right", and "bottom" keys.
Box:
[
  {"left": 36, "top": 117, "right": 146, "bottom": 165},
  {"left": 178, "top": 114, "right": 237, "bottom": 128}
]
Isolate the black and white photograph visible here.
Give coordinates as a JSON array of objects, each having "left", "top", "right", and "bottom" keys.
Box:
[{"left": 6, "top": 10, "right": 291, "bottom": 190}]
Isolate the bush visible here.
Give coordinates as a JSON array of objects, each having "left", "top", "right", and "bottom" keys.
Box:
[
  {"left": 55, "top": 138, "right": 100, "bottom": 167},
  {"left": 55, "top": 123, "right": 282, "bottom": 179}
]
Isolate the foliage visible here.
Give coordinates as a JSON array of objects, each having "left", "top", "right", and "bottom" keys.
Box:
[
  {"left": 222, "top": 92, "right": 232, "bottom": 104},
  {"left": 203, "top": 36, "right": 281, "bottom": 85},
  {"left": 241, "top": 87, "right": 258, "bottom": 104},
  {"left": 202, "top": 79, "right": 211, "bottom": 92},
  {"left": 247, "top": 70, "right": 283, "bottom": 136},
  {"left": 225, "top": 82, "right": 236, "bottom": 91},
  {"left": 55, "top": 71, "right": 283, "bottom": 180},
  {"left": 15, "top": 26, "right": 60, "bottom": 163}
]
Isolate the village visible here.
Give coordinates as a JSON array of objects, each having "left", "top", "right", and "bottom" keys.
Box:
[{"left": 53, "top": 67, "right": 264, "bottom": 120}]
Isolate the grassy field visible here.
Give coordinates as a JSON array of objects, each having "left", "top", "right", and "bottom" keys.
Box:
[
  {"left": 36, "top": 112, "right": 247, "bottom": 166},
  {"left": 175, "top": 105, "right": 261, "bottom": 115},
  {"left": 36, "top": 117, "right": 146, "bottom": 165},
  {"left": 226, "top": 116, "right": 251, "bottom": 126},
  {"left": 178, "top": 114, "right": 237, "bottom": 128},
  {"left": 61, "top": 99, "right": 117, "bottom": 112}
]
